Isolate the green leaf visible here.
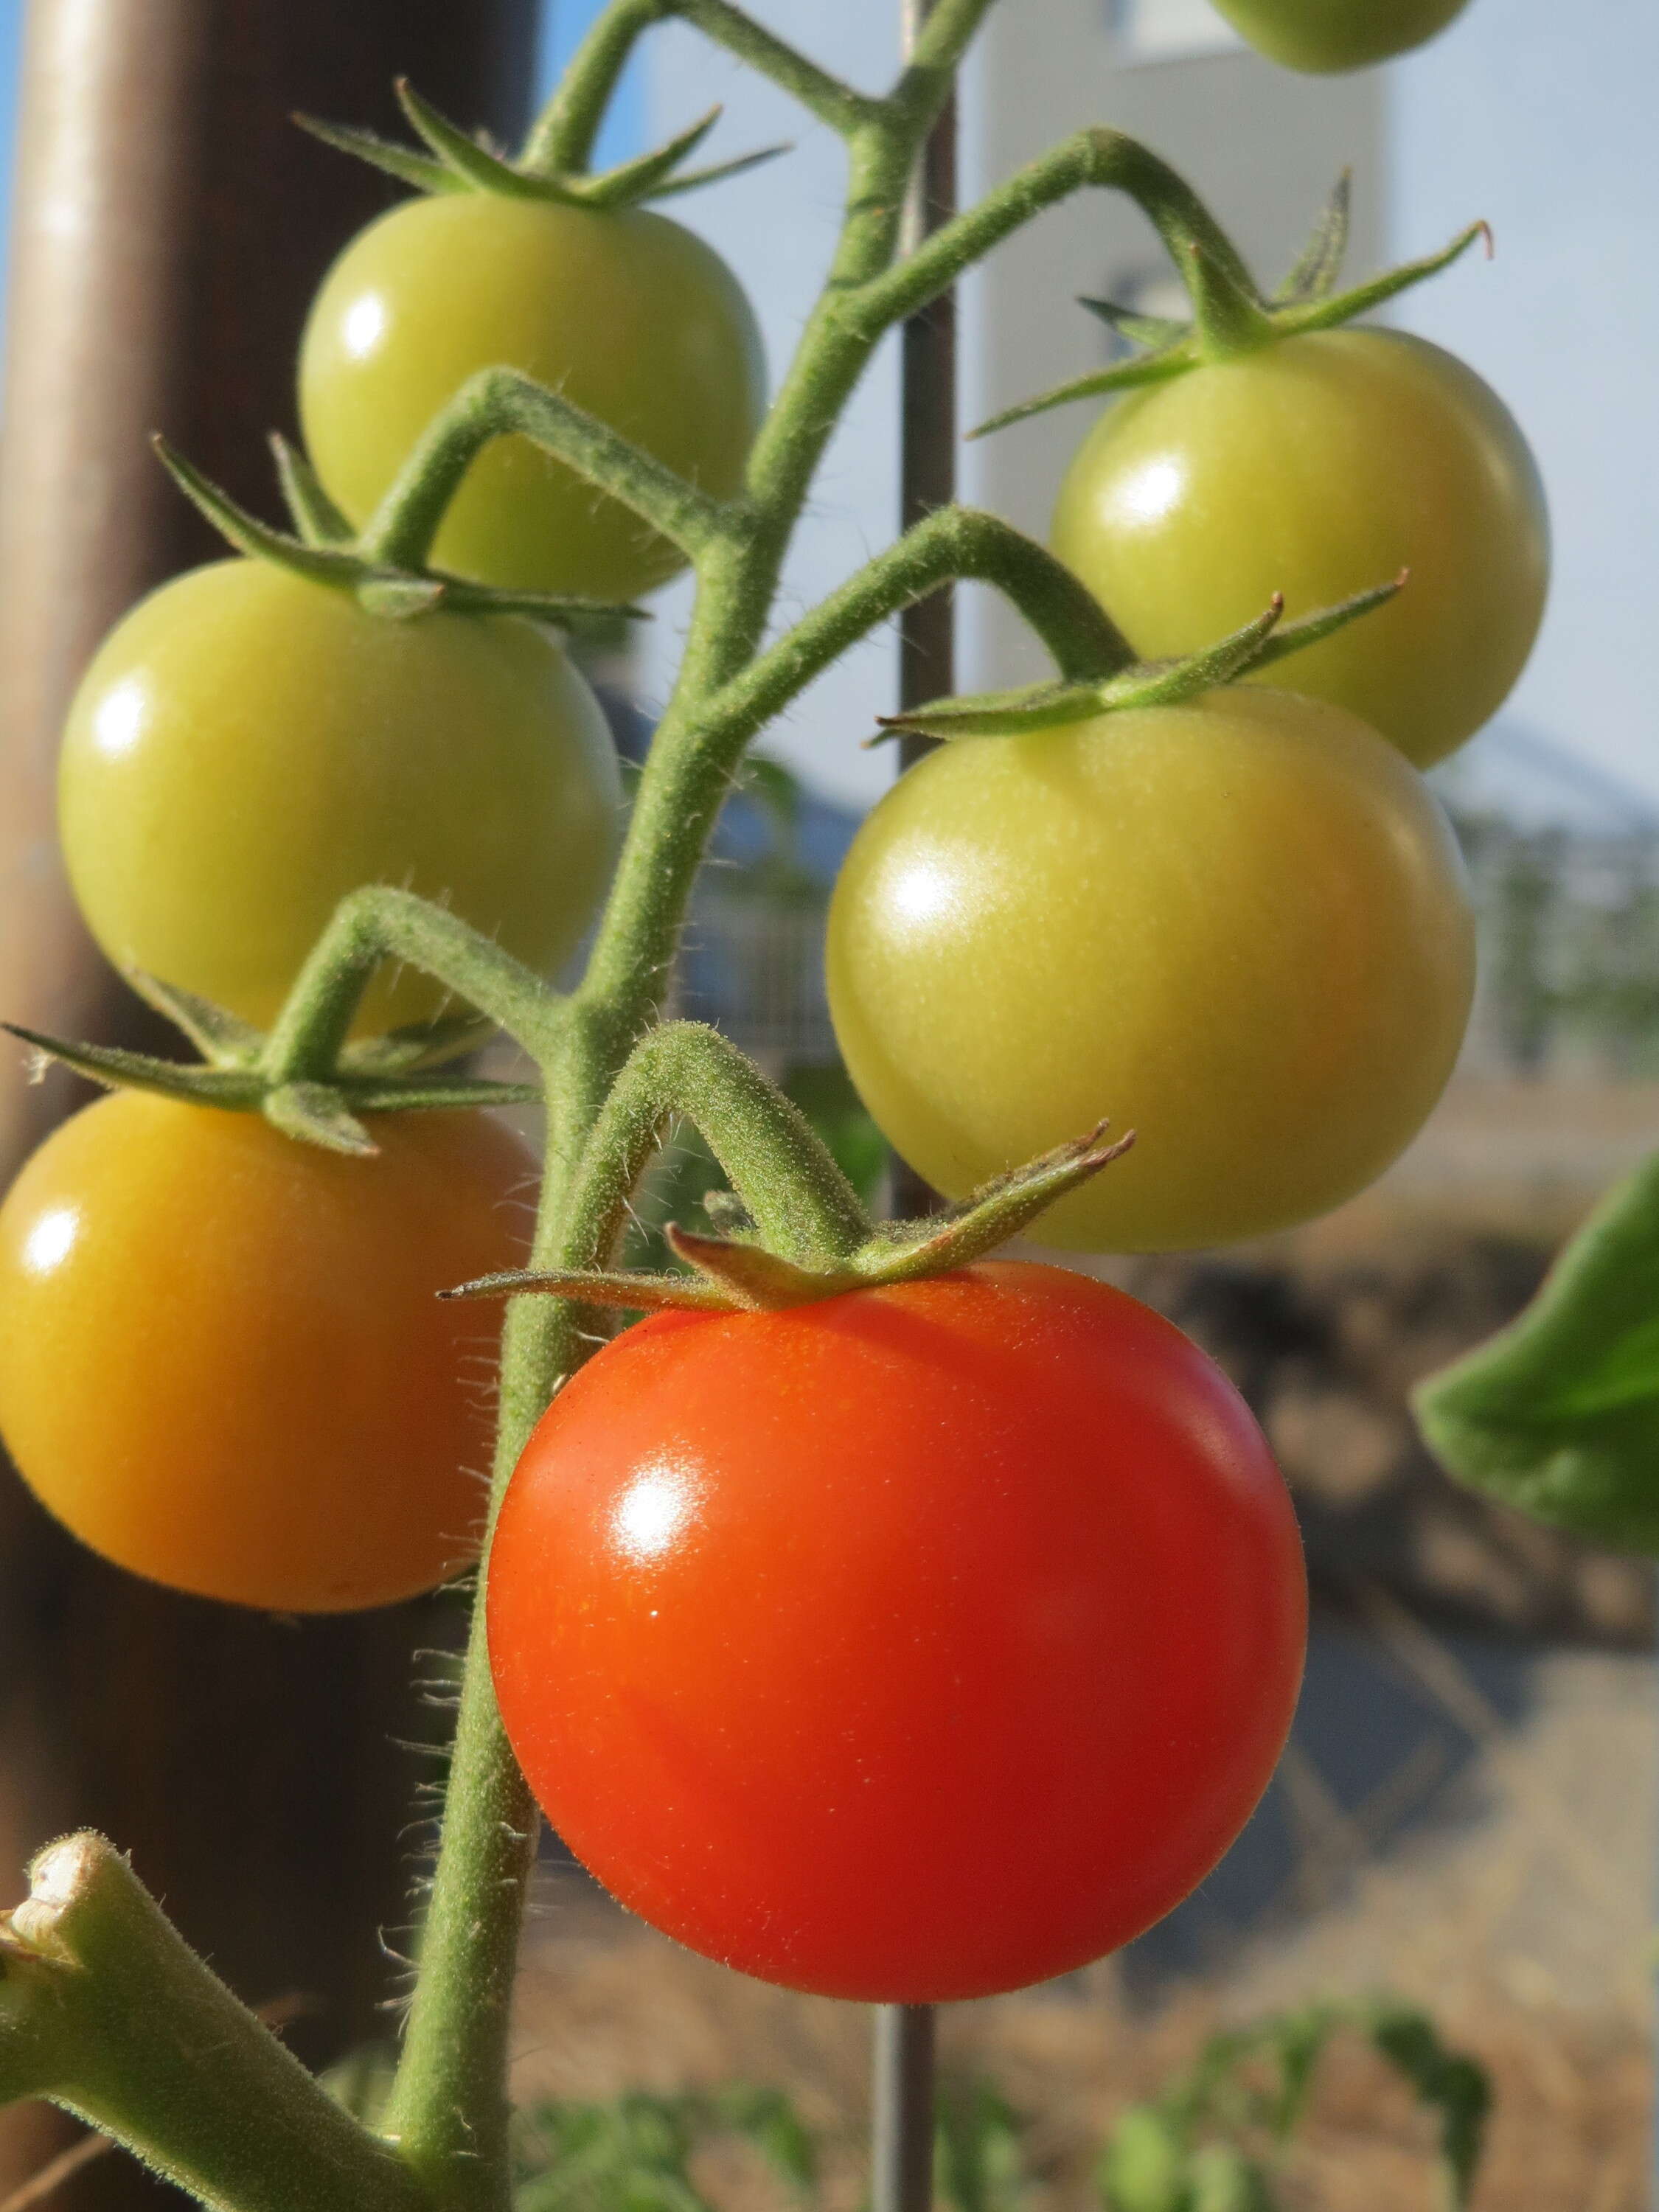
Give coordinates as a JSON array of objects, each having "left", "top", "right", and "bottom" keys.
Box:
[
  {"left": 1363, "top": 2000, "right": 1489, "bottom": 2208},
  {"left": 1414, "top": 1148, "right": 1659, "bottom": 1553}
]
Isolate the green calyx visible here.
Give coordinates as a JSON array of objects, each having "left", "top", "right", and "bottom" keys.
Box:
[
  {"left": 972, "top": 171, "right": 1491, "bottom": 435},
  {"left": 7, "top": 975, "right": 536, "bottom": 1160},
  {"left": 154, "top": 435, "right": 645, "bottom": 629},
  {"left": 446, "top": 1123, "right": 1134, "bottom": 1315},
  {"left": 875, "top": 577, "right": 1403, "bottom": 742},
  {"left": 298, "top": 80, "right": 787, "bottom": 214}
]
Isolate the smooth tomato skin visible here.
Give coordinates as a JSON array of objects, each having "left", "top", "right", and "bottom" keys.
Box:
[
  {"left": 299, "top": 194, "right": 766, "bottom": 602},
  {"left": 0, "top": 1094, "right": 532, "bottom": 1612},
  {"left": 1051, "top": 331, "right": 1548, "bottom": 768},
  {"left": 487, "top": 1262, "right": 1306, "bottom": 2003},
  {"left": 827, "top": 689, "right": 1474, "bottom": 1253},
  {"left": 1210, "top": 0, "right": 1470, "bottom": 70},
  {"left": 58, "top": 559, "right": 622, "bottom": 1034}
]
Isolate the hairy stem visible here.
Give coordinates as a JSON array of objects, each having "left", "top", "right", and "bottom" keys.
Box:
[
  {"left": 564, "top": 1021, "right": 872, "bottom": 1273},
  {"left": 259, "top": 887, "right": 566, "bottom": 1081},
  {"left": 356, "top": 369, "right": 731, "bottom": 575},
  {"left": 0, "top": 1837, "right": 428, "bottom": 2212},
  {"left": 855, "top": 125, "right": 1256, "bottom": 336}
]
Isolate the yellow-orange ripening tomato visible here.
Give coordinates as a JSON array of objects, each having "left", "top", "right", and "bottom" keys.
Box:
[
  {"left": 827, "top": 689, "right": 1475, "bottom": 1253},
  {"left": 299, "top": 194, "right": 766, "bottom": 602},
  {"left": 1051, "top": 331, "right": 1548, "bottom": 768},
  {"left": 58, "top": 560, "right": 622, "bottom": 1035},
  {"left": 0, "top": 1093, "right": 532, "bottom": 1612}
]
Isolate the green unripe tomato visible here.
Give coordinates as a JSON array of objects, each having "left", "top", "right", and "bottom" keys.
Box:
[
  {"left": 58, "top": 559, "right": 622, "bottom": 1033},
  {"left": 1051, "top": 330, "right": 1548, "bottom": 769},
  {"left": 1211, "top": 0, "right": 1472, "bottom": 72},
  {"left": 827, "top": 689, "right": 1475, "bottom": 1253},
  {"left": 298, "top": 193, "right": 766, "bottom": 602}
]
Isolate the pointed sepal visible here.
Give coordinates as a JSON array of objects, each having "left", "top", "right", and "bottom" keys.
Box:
[
  {"left": 394, "top": 81, "right": 584, "bottom": 203},
  {"left": 1276, "top": 220, "right": 1490, "bottom": 338},
  {"left": 663, "top": 1223, "right": 858, "bottom": 1309},
  {"left": 153, "top": 437, "right": 361, "bottom": 588},
  {"left": 293, "top": 112, "right": 462, "bottom": 196},
  {"left": 125, "top": 974, "right": 265, "bottom": 1066},
  {"left": 263, "top": 1082, "right": 376, "bottom": 1157},
  {"left": 269, "top": 434, "right": 354, "bottom": 548},
  {"left": 441, "top": 1265, "right": 741, "bottom": 1315},
  {"left": 4, "top": 1025, "right": 262, "bottom": 1109},
  {"left": 1077, "top": 294, "right": 1190, "bottom": 351},
  {"left": 577, "top": 106, "right": 723, "bottom": 209},
  {"left": 875, "top": 676, "right": 1114, "bottom": 743},
  {"left": 853, "top": 1124, "right": 1135, "bottom": 1284},
  {"left": 338, "top": 1012, "right": 500, "bottom": 1077},
  {"left": 969, "top": 344, "right": 1194, "bottom": 438},
  {"left": 1091, "top": 597, "right": 1285, "bottom": 712},
  {"left": 1272, "top": 170, "right": 1352, "bottom": 305},
  {"left": 642, "top": 142, "right": 792, "bottom": 202},
  {"left": 1248, "top": 573, "right": 1405, "bottom": 677}
]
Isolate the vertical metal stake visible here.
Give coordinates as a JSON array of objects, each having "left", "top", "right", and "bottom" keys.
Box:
[
  {"left": 872, "top": 2003, "right": 939, "bottom": 2212},
  {"left": 873, "top": 5, "right": 958, "bottom": 2209}
]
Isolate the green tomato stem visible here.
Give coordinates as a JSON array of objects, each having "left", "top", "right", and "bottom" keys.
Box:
[
  {"left": 0, "top": 1836, "right": 428, "bottom": 2212},
  {"left": 258, "top": 888, "right": 567, "bottom": 1082},
  {"left": 521, "top": 0, "right": 879, "bottom": 181},
  {"left": 355, "top": 367, "right": 734, "bottom": 576}
]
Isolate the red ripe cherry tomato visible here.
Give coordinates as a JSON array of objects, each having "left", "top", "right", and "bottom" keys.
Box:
[{"left": 488, "top": 1261, "right": 1305, "bottom": 2001}]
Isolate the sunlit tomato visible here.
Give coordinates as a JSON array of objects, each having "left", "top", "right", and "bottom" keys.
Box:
[
  {"left": 58, "top": 558, "right": 622, "bottom": 1034},
  {"left": 0, "top": 1093, "right": 532, "bottom": 1612},
  {"left": 1050, "top": 331, "right": 1548, "bottom": 768},
  {"left": 299, "top": 194, "right": 766, "bottom": 602},
  {"left": 1211, "top": 0, "right": 1471, "bottom": 71},
  {"left": 488, "top": 1260, "right": 1304, "bottom": 2001},
  {"left": 827, "top": 689, "right": 1474, "bottom": 1253}
]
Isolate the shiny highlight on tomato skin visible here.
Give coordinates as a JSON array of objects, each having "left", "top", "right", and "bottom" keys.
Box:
[{"left": 487, "top": 1262, "right": 1307, "bottom": 2003}]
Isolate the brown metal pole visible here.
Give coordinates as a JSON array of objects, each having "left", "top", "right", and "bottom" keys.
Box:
[
  {"left": 0, "top": 6, "right": 536, "bottom": 2202},
  {"left": 873, "top": 8, "right": 958, "bottom": 2211}
]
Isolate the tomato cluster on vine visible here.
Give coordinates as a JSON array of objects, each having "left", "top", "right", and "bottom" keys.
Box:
[{"left": 0, "top": 3, "right": 1543, "bottom": 2009}]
